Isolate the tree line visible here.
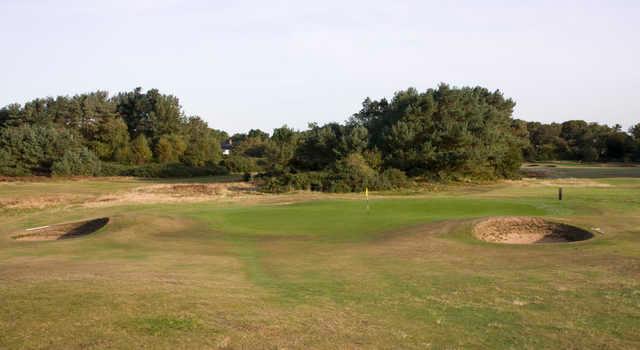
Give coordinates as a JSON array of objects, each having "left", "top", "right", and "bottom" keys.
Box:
[
  {"left": 1, "top": 85, "right": 638, "bottom": 191},
  {"left": 523, "top": 120, "right": 639, "bottom": 162},
  {"left": 0, "top": 88, "right": 227, "bottom": 177}
]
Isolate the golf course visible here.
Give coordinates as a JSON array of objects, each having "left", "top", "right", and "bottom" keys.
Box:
[
  {"left": 3, "top": 0, "right": 639, "bottom": 347},
  {"left": 2, "top": 169, "right": 639, "bottom": 349}
]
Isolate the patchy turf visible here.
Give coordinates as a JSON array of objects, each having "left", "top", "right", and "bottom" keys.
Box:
[{"left": 1, "top": 176, "right": 639, "bottom": 349}]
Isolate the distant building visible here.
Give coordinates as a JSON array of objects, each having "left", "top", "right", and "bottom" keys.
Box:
[{"left": 221, "top": 139, "right": 233, "bottom": 155}]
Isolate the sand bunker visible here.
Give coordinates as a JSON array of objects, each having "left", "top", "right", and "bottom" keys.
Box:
[
  {"left": 12, "top": 218, "right": 109, "bottom": 241},
  {"left": 473, "top": 217, "right": 593, "bottom": 244}
]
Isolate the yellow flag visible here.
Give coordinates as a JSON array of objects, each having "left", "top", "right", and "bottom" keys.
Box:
[{"left": 365, "top": 187, "right": 369, "bottom": 200}]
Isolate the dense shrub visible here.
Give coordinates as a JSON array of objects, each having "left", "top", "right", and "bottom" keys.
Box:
[
  {"left": 0, "top": 125, "right": 83, "bottom": 175},
  {"left": 155, "top": 134, "right": 187, "bottom": 163},
  {"left": 258, "top": 166, "right": 411, "bottom": 193},
  {"left": 180, "top": 117, "right": 223, "bottom": 166},
  {"left": 221, "top": 155, "right": 260, "bottom": 173},
  {"left": 0, "top": 149, "right": 30, "bottom": 176},
  {"left": 326, "top": 153, "right": 377, "bottom": 192},
  {"left": 130, "top": 134, "right": 153, "bottom": 165},
  {"left": 52, "top": 148, "right": 102, "bottom": 176},
  {"left": 258, "top": 171, "right": 326, "bottom": 193},
  {"left": 116, "top": 163, "right": 229, "bottom": 178},
  {"left": 98, "top": 162, "right": 135, "bottom": 176},
  {"left": 375, "top": 168, "right": 410, "bottom": 190}
]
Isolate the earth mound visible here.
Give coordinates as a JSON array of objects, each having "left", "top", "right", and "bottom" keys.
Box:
[
  {"left": 473, "top": 217, "right": 593, "bottom": 244},
  {"left": 12, "top": 218, "right": 109, "bottom": 241}
]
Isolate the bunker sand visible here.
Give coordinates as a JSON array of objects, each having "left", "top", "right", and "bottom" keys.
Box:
[
  {"left": 11, "top": 217, "right": 109, "bottom": 241},
  {"left": 473, "top": 217, "right": 594, "bottom": 244}
]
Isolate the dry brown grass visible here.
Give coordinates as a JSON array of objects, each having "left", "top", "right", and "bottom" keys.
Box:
[{"left": 507, "top": 178, "right": 612, "bottom": 187}]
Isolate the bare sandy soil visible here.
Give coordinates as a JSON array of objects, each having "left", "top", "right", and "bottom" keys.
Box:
[
  {"left": 87, "top": 182, "right": 261, "bottom": 207},
  {"left": 0, "top": 180, "right": 365, "bottom": 211}
]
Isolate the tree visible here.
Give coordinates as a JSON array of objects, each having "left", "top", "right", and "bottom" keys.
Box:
[
  {"left": 605, "top": 131, "right": 634, "bottom": 160},
  {"left": 291, "top": 123, "right": 358, "bottom": 171},
  {"left": 155, "top": 134, "right": 187, "bottom": 163},
  {"left": 77, "top": 91, "right": 118, "bottom": 139},
  {"left": 52, "top": 147, "right": 101, "bottom": 176},
  {"left": 0, "top": 103, "right": 25, "bottom": 128},
  {"left": 524, "top": 122, "right": 563, "bottom": 160},
  {"left": 351, "top": 85, "right": 523, "bottom": 179},
  {"left": 87, "top": 116, "right": 130, "bottom": 162},
  {"left": 115, "top": 87, "right": 184, "bottom": 141},
  {"left": 330, "top": 153, "right": 377, "bottom": 192},
  {"left": 266, "top": 125, "right": 300, "bottom": 171},
  {"left": 247, "top": 129, "right": 269, "bottom": 140},
  {"left": 234, "top": 136, "right": 270, "bottom": 158},
  {"left": 629, "top": 123, "right": 640, "bottom": 140},
  {"left": 0, "top": 125, "right": 84, "bottom": 175},
  {"left": 129, "top": 134, "right": 153, "bottom": 165},
  {"left": 180, "top": 117, "right": 222, "bottom": 166}
]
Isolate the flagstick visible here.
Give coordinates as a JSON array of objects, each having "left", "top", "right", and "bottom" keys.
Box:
[{"left": 365, "top": 187, "right": 370, "bottom": 213}]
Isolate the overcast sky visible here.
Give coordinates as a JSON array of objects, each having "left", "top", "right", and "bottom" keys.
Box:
[{"left": 1, "top": 0, "right": 638, "bottom": 133}]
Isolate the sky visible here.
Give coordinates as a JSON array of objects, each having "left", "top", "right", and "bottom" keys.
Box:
[{"left": 1, "top": 0, "right": 639, "bottom": 134}]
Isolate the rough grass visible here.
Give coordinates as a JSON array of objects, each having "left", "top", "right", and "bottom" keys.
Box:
[
  {"left": 1, "top": 175, "right": 639, "bottom": 349},
  {"left": 522, "top": 161, "right": 640, "bottom": 178}
]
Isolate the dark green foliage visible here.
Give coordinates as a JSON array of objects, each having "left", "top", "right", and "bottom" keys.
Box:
[
  {"left": 260, "top": 171, "right": 327, "bottom": 193},
  {"left": 97, "top": 162, "right": 137, "bottom": 177},
  {"left": 52, "top": 147, "right": 102, "bottom": 176},
  {"left": 350, "top": 85, "right": 524, "bottom": 179},
  {"left": 221, "top": 155, "right": 260, "bottom": 173},
  {"left": 0, "top": 103, "right": 25, "bottom": 128},
  {"left": 234, "top": 137, "right": 270, "bottom": 158},
  {"left": 88, "top": 116, "right": 131, "bottom": 162},
  {"left": 0, "top": 87, "right": 224, "bottom": 177},
  {"left": 114, "top": 87, "right": 184, "bottom": 139},
  {"left": 605, "top": 131, "right": 635, "bottom": 160},
  {"left": 260, "top": 166, "right": 411, "bottom": 193},
  {"left": 524, "top": 122, "right": 563, "bottom": 160},
  {"left": 99, "top": 162, "right": 228, "bottom": 178},
  {"left": 181, "top": 117, "right": 222, "bottom": 166},
  {"left": 328, "top": 153, "right": 377, "bottom": 192},
  {"left": 2, "top": 85, "right": 634, "bottom": 184},
  {"left": 266, "top": 125, "right": 299, "bottom": 171},
  {"left": 121, "top": 163, "right": 228, "bottom": 178},
  {"left": 0, "top": 125, "right": 84, "bottom": 175},
  {"left": 0, "top": 148, "right": 28, "bottom": 176},
  {"left": 377, "top": 168, "right": 409, "bottom": 189},
  {"left": 291, "top": 123, "right": 367, "bottom": 171},
  {"left": 525, "top": 120, "right": 638, "bottom": 162}
]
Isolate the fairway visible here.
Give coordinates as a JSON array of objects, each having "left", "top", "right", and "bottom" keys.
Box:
[{"left": 1, "top": 177, "right": 640, "bottom": 349}]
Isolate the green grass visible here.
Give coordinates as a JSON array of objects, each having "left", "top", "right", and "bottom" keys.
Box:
[
  {"left": 522, "top": 161, "right": 640, "bottom": 178},
  {"left": 128, "top": 316, "right": 198, "bottom": 335},
  {"left": 185, "top": 198, "right": 550, "bottom": 240},
  {"left": 1, "top": 176, "right": 639, "bottom": 349}
]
